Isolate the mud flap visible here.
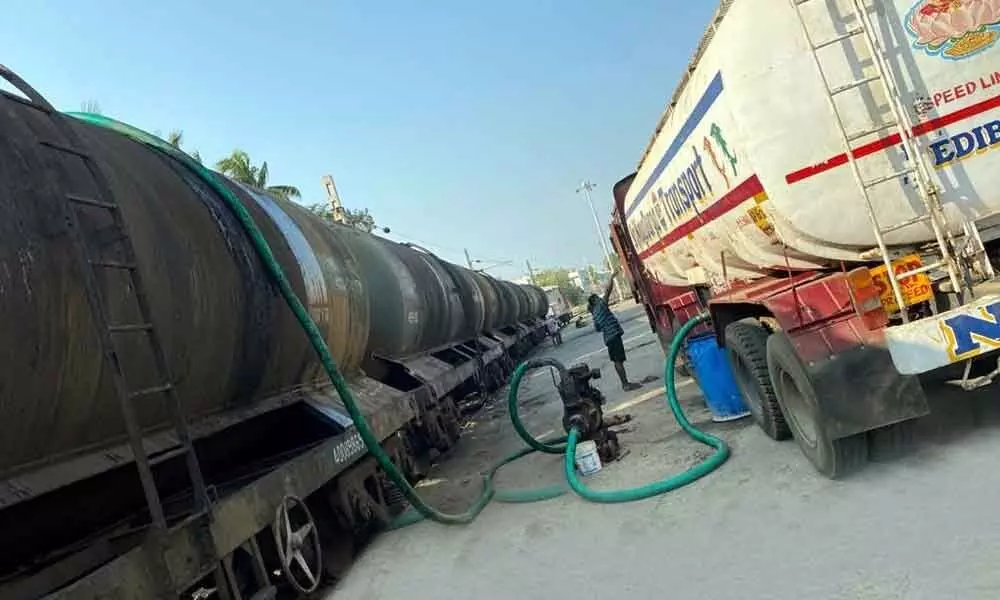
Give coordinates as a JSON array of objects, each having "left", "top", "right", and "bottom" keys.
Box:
[{"left": 809, "top": 344, "right": 929, "bottom": 440}]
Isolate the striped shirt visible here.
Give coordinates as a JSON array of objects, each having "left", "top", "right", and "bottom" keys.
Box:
[{"left": 590, "top": 298, "right": 623, "bottom": 343}]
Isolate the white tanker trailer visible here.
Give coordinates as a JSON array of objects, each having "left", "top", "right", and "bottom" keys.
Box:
[{"left": 614, "top": 0, "right": 1000, "bottom": 477}]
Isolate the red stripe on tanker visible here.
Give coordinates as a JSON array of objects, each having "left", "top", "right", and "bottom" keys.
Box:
[
  {"left": 785, "top": 90, "right": 1000, "bottom": 184},
  {"left": 637, "top": 176, "right": 765, "bottom": 261}
]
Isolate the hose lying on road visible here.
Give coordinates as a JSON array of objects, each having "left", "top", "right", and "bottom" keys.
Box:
[
  {"left": 504, "top": 313, "right": 729, "bottom": 503},
  {"left": 561, "top": 313, "right": 729, "bottom": 503},
  {"left": 69, "top": 112, "right": 729, "bottom": 529}
]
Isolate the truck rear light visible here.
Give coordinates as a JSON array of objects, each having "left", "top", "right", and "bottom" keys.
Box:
[{"left": 845, "top": 267, "right": 888, "bottom": 330}]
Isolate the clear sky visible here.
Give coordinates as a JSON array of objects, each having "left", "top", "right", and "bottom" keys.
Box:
[{"left": 5, "top": 0, "right": 717, "bottom": 280}]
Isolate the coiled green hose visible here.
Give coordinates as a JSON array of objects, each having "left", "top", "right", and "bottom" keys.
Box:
[
  {"left": 507, "top": 314, "right": 730, "bottom": 502},
  {"left": 68, "top": 112, "right": 728, "bottom": 527}
]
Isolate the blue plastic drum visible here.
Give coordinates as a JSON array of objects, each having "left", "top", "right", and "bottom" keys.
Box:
[{"left": 684, "top": 333, "right": 751, "bottom": 422}]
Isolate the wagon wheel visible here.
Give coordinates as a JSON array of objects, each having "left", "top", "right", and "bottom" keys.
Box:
[{"left": 272, "top": 495, "right": 323, "bottom": 594}]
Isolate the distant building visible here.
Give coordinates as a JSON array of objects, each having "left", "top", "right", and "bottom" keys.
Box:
[
  {"left": 591, "top": 269, "right": 613, "bottom": 290},
  {"left": 569, "top": 267, "right": 614, "bottom": 294}
]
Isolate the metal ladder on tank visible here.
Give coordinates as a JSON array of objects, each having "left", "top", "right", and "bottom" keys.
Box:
[
  {"left": 0, "top": 65, "right": 209, "bottom": 529},
  {"left": 789, "top": 0, "right": 974, "bottom": 322}
]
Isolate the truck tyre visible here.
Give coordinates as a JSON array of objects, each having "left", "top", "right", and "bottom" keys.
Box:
[
  {"left": 724, "top": 321, "right": 790, "bottom": 441},
  {"left": 766, "top": 332, "right": 867, "bottom": 478}
]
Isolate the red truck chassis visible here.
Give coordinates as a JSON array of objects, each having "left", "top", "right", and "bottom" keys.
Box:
[{"left": 609, "top": 174, "right": 928, "bottom": 478}]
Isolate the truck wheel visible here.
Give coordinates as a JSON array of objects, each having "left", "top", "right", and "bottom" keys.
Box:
[
  {"left": 766, "top": 332, "right": 867, "bottom": 478},
  {"left": 724, "top": 321, "right": 790, "bottom": 441}
]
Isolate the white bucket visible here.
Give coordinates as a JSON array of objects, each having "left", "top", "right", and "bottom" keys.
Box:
[{"left": 574, "top": 440, "right": 602, "bottom": 476}]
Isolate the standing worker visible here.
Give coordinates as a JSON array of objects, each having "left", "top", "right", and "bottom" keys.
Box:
[
  {"left": 546, "top": 309, "right": 563, "bottom": 346},
  {"left": 587, "top": 267, "right": 652, "bottom": 391}
]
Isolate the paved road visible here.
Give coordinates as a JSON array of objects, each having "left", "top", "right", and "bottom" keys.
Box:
[{"left": 329, "top": 304, "right": 1000, "bottom": 600}]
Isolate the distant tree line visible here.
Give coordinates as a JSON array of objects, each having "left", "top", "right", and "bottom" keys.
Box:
[
  {"left": 533, "top": 268, "right": 586, "bottom": 307},
  {"left": 303, "top": 203, "right": 383, "bottom": 233}
]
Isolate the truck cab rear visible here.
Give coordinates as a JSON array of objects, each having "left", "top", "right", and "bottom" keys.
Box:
[{"left": 613, "top": 0, "right": 1000, "bottom": 477}]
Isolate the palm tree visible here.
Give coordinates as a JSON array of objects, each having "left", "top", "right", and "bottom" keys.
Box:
[
  {"left": 216, "top": 149, "right": 301, "bottom": 200},
  {"left": 167, "top": 130, "right": 184, "bottom": 148},
  {"left": 165, "top": 129, "right": 203, "bottom": 164}
]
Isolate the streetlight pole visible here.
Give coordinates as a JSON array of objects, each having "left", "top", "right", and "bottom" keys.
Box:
[{"left": 576, "top": 180, "right": 623, "bottom": 301}]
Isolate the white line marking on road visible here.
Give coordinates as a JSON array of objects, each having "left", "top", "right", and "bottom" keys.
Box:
[
  {"left": 606, "top": 378, "right": 693, "bottom": 414},
  {"left": 415, "top": 478, "right": 445, "bottom": 488}
]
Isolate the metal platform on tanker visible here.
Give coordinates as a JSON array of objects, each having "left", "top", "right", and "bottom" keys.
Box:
[{"left": 330, "top": 302, "right": 1000, "bottom": 600}]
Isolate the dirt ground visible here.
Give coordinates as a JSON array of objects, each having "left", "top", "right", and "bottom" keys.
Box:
[{"left": 327, "top": 303, "right": 1000, "bottom": 600}]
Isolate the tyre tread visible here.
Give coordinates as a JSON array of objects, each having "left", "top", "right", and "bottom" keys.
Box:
[
  {"left": 766, "top": 332, "right": 869, "bottom": 479},
  {"left": 725, "top": 321, "right": 790, "bottom": 440}
]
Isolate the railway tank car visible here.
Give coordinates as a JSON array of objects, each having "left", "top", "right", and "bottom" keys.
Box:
[{"left": 0, "top": 66, "right": 548, "bottom": 599}]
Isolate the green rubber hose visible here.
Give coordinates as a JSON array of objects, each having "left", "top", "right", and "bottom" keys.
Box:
[
  {"left": 387, "top": 442, "right": 567, "bottom": 529},
  {"left": 390, "top": 361, "right": 572, "bottom": 529},
  {"left": 67, "top": 112, "right": 728, "bottom": 526},
  {"left": 505, "top": 360, "right": 568, "bottom": 455},
  {"left": 562, "top": 313, "right": 730, "bottom": 502},
  {"left": 67, "top": 112, "right": 493, "bottom": 525}
]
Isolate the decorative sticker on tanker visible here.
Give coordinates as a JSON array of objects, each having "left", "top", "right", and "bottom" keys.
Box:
[
  {"left": 709, "top": 123, "right": 738, "bottom": 178},
  {"left": 905, "top": 0, "right": 1000, "bottom": 61},
  {"left": 939, "top": 299, "right": 1000, "bottom": 362},
  {"left": 703, "top": 136, "right": 730, "bottom": 188}
]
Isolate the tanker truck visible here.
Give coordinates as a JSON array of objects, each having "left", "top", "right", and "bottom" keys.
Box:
[
  {"left": 543, "top": 285, "right": 573, "bottom": 325},
  {"left": 612, "top": 0, "right": 1000, "bottom": 478}
]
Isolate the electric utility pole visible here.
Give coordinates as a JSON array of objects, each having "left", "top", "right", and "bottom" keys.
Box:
[{"left": 576, "top": 180, "right": 624, "bottom": 302}]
